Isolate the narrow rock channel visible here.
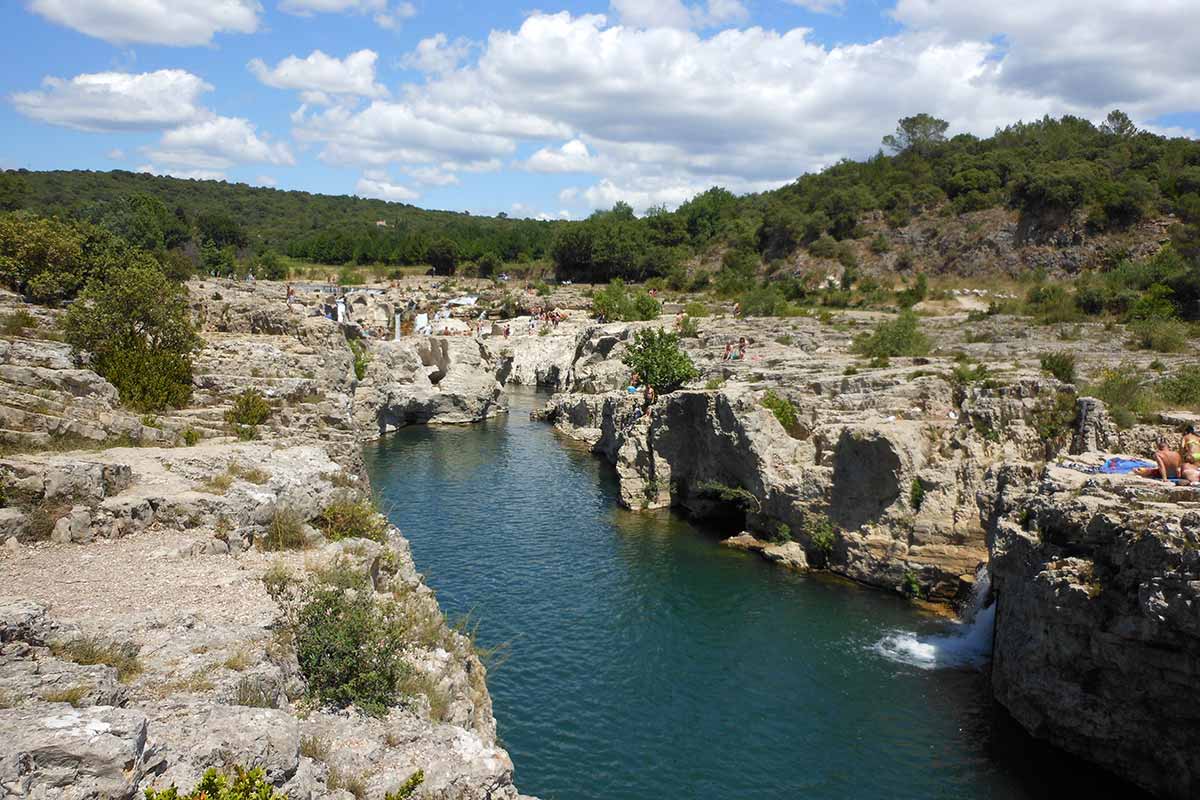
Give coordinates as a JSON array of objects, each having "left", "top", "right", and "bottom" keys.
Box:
[{"left": 365, "top": 390, "right": 1147, "bottom": 800}]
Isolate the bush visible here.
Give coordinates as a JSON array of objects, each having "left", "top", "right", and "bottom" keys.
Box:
[
  {"left": 809, "top": 235, "right": 838, "bottom": 259},
  {"left": 678, "top": 315, "right": 700, "bottom": 338},
  {"left": 805, "top": 513, "right": 836, "bottom": 566},
  {"left": 349, "top": 338, "right": 370, "bottom": 380},
  {"left": 1025, "top": 283, "right": 1082, "bottom": 324},
  {"left": 910, "top": 479, "right": 925, "bottom": 511},
  {"left": 385, "top": 770, "right": 425, "bottom": 800},
  {"left": 64, "top": 265, "right": 201, "bottom": 412},
  {"left": 225, "top": 389, "right": 272, "bottom": 427},
  {"left": 287, "top": 569, "right": 412, "bottom": 715},
  {"left": 317, "top": 495, "right": 388, "bottom": 543},
  {"left": 683, "top": 301, "right": 711, "bottom": 318},
  {"left": 0, "top": 309, "right": 36, "bottom": 336},
  {"left": 0, "top": 214, "right": 128, "bottom": 305},
  {"left": 592, "top": 279, "right": 661, "bottom": 322},
  {"left": 738, "top": 285, "right": 787, "bottom": 317},
  {"left": 1128, "top": 319, "right": 1189, "bottom": 353},
  {"left": 621, "top": 328, "right": 698, "bottom": 393},
  {"left": 1088, "top": 367, "right": 1153, "bottom": 428},
  {"left": 695, "top": 481, "right": 760, "bottom": 513},
  {"left": 870, "top": 233, "right": 891, "bottom": 254},
  {"left": 851, "top": 311, "right": 931, "bottom": 358},
  {"left": 1159, "top": 370, "right": 1200, "bottom": 407},
  {"left": 260, "top": 508, "right": 309, "bottom": 551},
  {"left": 145, "top": 767, "right": 284, "bottom": 800},
  {"left": 761, "top": 390, "right": 799, "bottom": 434},
  {"left": 895, "top": 273, "right": 928, "bottom": 309},
  {"left": 770, "top": 523, "right": 792, "bottom": 544},
  {"left": 1040, "top": 352, "right": 1078, "bottom": 383}
]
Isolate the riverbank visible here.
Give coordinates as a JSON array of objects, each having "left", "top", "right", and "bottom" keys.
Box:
[
  {"left": 0, "top": 280, "right": 535, "bottom": 799},
  {"left": 1, "top": 275, "right": 1197, "bottom": 798}
]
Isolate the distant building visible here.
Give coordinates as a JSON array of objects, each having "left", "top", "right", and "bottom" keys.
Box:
[{"left": 375, "top": 220, "right": 388, "bottom": 227}]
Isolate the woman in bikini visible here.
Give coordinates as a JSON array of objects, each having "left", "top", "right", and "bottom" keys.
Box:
[{"left": 1181, "top": 425, "right": 1200, "bottom": 485}]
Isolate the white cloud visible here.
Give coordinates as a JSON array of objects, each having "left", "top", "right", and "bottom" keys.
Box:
[
  {"left": 891, "top": 1, "right": 1200, "bottom": 114},
  {"left": 278, "top": 0, "right": 416, "bottom": 28},
  {"left": 29, "top": 0, "right": 260, "bottom": 46},
  {"left": 375, "top": 1, "right": 416, "bottom": 29},
  {"left": 106, "top": 148, "right": 126, "bottom": 160},
  {"left": 293, "top": 100, "right": 531, "bottom": 167},
  {"left": 401, "top": 164, "right": 460, "bottom": 186},
  {"left": 256, "top": 175, "right": 279, "bottom": 186},
  {"left": 340, "top": 9, "right": 1200, "bottom": 213},
  {"left": 525, "top": 139, "right": 595, "bottom": 173},
  {"left": 609, "top": 0, "right": 747, "bottom": 30},
  {"left": 404, "top": 34, "right": 473, "bottom": 75},
  {"left": 11, "top": 69, "right": 211, "bottom": 132},
  {"left": 355, "top": 170, "right": 419, "bottom": 201},
  {"left": 249, "top": 49, "right": 388, "bottom": 98},
  {"left": 137, "top": 164, "right": 227, "bottom": 181},
  {"left": 782, "top": 0, "right": 846, "bottom": 13},
  {"left": 146, "top": 115, "right": 294, "bottom": 170}
]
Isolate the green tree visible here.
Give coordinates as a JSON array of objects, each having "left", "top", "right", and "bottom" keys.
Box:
[
  {"left": 0, "top": 172, "right": 29, "bottom": 212},
  {"left": 621, "top": 328, "right": 698, "bottom": 393},
  {"left": 1099, "top": 109, "right": 1138, "bottom": 138},
  {"left": 64, "top": 265, "right": 201, "bottom": 411},
  {"left": 882, "top": 114, "right": 950, "bottom": 155},
  {"left": 425, "top": 238, "right": 459, "bottom": 275},
  {"left": 0, "top": 214, "right": 130, "bottom": 304}
]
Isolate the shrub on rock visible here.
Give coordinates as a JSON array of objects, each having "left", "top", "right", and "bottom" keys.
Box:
[
  {"left": 851, "top": 311, "right": 931, "bottom": 358},
  {"left": 64, "top": 264, "right": 201, "bottom": 412},
  {"left": 621, "top": 328, "right": 698, "bottom": 393}
]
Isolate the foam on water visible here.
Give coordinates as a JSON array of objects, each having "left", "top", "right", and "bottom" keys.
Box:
[{"left": 872, "top": 566, "right": 995, "bottom": 671}]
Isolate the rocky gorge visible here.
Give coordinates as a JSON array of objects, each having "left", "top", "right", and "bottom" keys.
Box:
[{"left": 1, "top": 276, "right": 1198, "bottom": 798}]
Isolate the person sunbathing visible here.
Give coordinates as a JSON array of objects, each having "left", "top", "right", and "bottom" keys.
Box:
[
  {"left": 1135, "top": 440, "right": 1188, "bottom": 483},
  {"left": 1182, "top": 424, "right": 1200, "bottom": 485}
]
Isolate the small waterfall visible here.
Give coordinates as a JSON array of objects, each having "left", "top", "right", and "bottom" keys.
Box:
[{"left": 871, "top": 565, "right": 995, "bottom": 670}]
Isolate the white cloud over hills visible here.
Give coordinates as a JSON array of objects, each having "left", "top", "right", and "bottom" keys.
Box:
[{"left": 12, "top": 2, "right": 1200, "bottom": 213}]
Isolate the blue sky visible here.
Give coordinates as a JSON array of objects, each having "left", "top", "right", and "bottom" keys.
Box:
[{"left": 2, "top": 1, "right": 1196, "bottom": 219}]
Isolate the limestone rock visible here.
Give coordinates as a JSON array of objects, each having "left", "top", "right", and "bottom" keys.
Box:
[{"left": 0, "top": 705, "right": 148, "bottom": 799}]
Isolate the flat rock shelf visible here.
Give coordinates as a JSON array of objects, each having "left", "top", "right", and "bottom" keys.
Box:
[{"left": 365, "top": 390, "right": 1149, "bottom": 800}]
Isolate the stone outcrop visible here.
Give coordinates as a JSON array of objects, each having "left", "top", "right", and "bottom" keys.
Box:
[
  {"left": 352, "top": 337, "right": 507, "bottom": 439},
  {"left": 0, "top": 438, "right": 525, "bottom": 798},
  {"left": 981, "top": 463, "right": 1200, "bottom": 800}
]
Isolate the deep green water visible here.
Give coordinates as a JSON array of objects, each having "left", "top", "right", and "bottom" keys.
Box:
[{"left": 364, "top": 391, "right": 1128, "bottom": 800}]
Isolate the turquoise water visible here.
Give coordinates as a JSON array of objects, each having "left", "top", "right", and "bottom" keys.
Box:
[{"left": 364, "top": 392, "right": 1131, "bottom": 800}]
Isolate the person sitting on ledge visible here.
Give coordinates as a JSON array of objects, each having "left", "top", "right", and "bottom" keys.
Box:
[
  {"left": 1135, "top": 439, "right": 1189, "bottom": 484},
  {"left": 1182, "top": 424, "right": 1200, "bottom": 484}
]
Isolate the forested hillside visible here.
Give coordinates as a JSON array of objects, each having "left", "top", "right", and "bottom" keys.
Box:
[
  {"left": 0, "top": 168, "right": 560, "bottom": 267},
  {"left": 2, "top": 111, "right": 1199, "bottom": 303}
]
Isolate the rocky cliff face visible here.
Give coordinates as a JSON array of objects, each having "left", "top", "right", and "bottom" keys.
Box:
[
  {"left": 982, "top": 463, "right": 1200, "bottom": 799},
  {"left": 526, "top": 306, "right": 1200, "bottom": 798},
  {"left": 0, "top": 279, "right": 535, "bottom": 799}
]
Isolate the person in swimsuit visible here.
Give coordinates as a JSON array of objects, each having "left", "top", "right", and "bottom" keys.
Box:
[
  {"left": 1181, "top": 425, "right": 1200, "bottom": 484},
  {"left": 1135, "top": 439, "right": 1185, "bottom": 483}
]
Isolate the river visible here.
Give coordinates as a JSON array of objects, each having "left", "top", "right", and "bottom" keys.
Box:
[{"left": 364, "top": 390, "right": 1125, "bottom": 800}]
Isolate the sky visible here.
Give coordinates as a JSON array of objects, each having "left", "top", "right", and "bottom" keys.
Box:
[{"left": 2, "top": 1, "right": 1198, "bottom": 221}]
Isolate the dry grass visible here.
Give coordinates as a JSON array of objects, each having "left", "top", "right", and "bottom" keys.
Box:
[
  {"left": 327, "top": 767, "right": 369, "bottom": 800},
  {"left": 222, "top": 647, "right": 252, "bottom": 672},
  {"left": 41, "top": 685, "right": 89, "bottom": 706},
  {"left": 52, "top": 637, "right": 142, "bottom": 683},
  {"left": 258, "top": 508, "right": 310, "bottom": 551},
  {"left": 300, "top": 735, "right": 330, "bottom": 761}
]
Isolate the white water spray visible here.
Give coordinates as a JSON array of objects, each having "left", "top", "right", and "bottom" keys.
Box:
[{"left": 871, "top": 565, "right": 995, "bottom": 670}]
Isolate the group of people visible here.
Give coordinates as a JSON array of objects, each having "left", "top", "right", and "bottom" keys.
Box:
[
  {"left": 723, "top": 337, "right": 748, "bottom": 361},
  {"left": 1136, "top": 425, "right": 1200, "bottom": 485}
]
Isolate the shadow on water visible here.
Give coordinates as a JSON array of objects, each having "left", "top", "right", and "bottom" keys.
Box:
[{"left": 363, "top": 389, "right": 1153, "bottom": 800}]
